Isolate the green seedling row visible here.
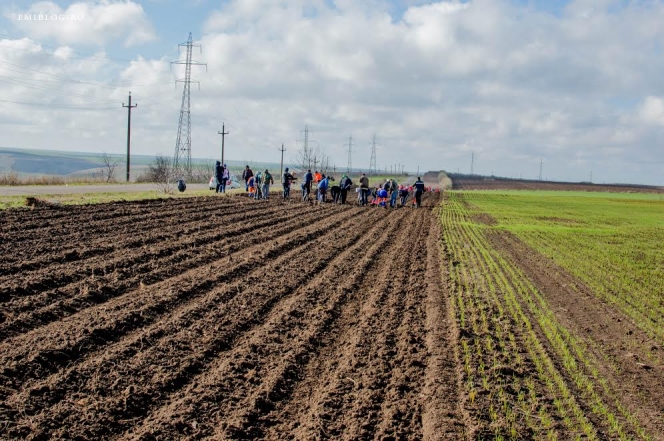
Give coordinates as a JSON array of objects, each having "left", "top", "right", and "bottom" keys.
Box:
[{"left": 441, "top": 192, "right": 655, "bottom": 440}]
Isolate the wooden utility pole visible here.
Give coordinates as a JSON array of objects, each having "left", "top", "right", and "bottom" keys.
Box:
[
  {"left": 122, "top": 92, "right": 137, "bottom": 182},
  {"left": 279, "top": 143, "right": 286, "bottom": 179},
  {"left": 218, "top": 123, "right": 229, "bottom": 165}
]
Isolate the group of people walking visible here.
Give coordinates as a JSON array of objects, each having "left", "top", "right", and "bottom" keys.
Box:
[
  {"left": 217, "top": 164, "right": 431, "bottom": 208},
  {"left": 241, "top": 165, "right": 275, "bottom": 200},
  {"left": 299, "top": 169, "right": 354, "bottom": 204},
  {"left": 358, "top": 174, "right": 428, "bottom": 208}
]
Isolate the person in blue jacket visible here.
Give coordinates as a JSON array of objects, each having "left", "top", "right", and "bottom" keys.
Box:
[
  {"left": 317, "top": 174, "right": 329, "bottom": 202},
  {"left": 302, "top": 169, "right": 313, "bottom": 200}
]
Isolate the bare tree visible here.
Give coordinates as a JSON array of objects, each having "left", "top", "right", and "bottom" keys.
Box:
[
  {"left": 98, "top": 151, "right": 120, "bottom": 183},
  {"left": 146, "top": 154, "right": 174, "bottom": 193},
  {"left": 294, "top": 144, "right": 331, "bottom": 174},
  {"left": 190, "top": 159, "right": 215, "bottom": 183}
]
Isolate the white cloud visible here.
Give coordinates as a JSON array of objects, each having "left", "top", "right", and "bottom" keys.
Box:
[
  {"left": 638, "top": 96, "right": 664, "bottom": 126},
  {"left": 0, "top": 0, "right": 663, "bottom": 185},
  {"left": 5, "top": 1, "right": 156, "bottom": 47}
]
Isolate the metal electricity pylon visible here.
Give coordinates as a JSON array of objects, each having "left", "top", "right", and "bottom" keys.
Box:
[
  {"left": 369, "top": 134, "right": 377, "bottom": 176},
  {"left": 347, "top": 135, "right": 353, "bottom": 173},
  {"left": 172, "top": 32, "right": 207, "bottom": 181},
  {"left": 296, "top": 125, "right": 318, "bottom": 170},
  {"left": 539, "top": 158, "right": 543, "bottom": 181}
]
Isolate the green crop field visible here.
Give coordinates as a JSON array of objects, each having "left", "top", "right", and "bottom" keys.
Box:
[
  {"left": 440, "top": 189, "right": 664, "bottom": 439},
  {"left": 456, "top": 190, "right": 664, "bottom": 343}
]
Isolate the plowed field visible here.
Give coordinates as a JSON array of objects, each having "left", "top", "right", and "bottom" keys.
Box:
[
  {"left": 450, "top": 177, "right": 664, "bottom": 193},
  {"left": 1, "top": 193, "right": 463, "bottom": 439}
]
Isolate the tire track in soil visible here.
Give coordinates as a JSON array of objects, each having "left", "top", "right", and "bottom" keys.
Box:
[
  {"left": 264, "top": 209, "right": 429, "bottom": 440},
  {"left": 121, "top": 208, "right": 412, "bottom": 441},
  {"left": 373, "top": 211, "right": 435, "bottom": 440},
  {"left": 488, "top": 229, "right": 664, "bottom": 439},
  {"left": 6, "top": 208, "right": 388, "bottom": 439},
  {"left": 377, "top": 211, "right": 464, "bottom": 440},
  {"left": 0, "top": 197, "right": 264, "bottom": 274},
  {"left": 0, "top": 204, "right": 358, "bottom": 398},
  {"left": 420, "top": 213, "right": 466, "bottom": 440},
  {"left": 0, "top": 204, "right": 307, "bottom": 341}
]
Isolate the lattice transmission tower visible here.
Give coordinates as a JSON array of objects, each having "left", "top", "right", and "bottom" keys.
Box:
[
  {"left": 369, "top": 134, "right": 377, "bottom": 175},
  {"left": 172, "top": 32, "right": 207, "bottom": 180},
  {"left": 347, "top": 135, "right": 353, "bottom": 173}
]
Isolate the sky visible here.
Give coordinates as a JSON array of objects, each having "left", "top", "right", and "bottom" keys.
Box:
[{"left": 0, "top": 0, "right": 663, "bottom": 185}]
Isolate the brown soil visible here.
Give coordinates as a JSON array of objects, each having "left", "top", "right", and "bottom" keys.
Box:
[
  {"left": 452, "top": 177, "right": 664, "bottom": 193},
  {"left": 0, "top": 193, "right": 462, "bottom": 439}
]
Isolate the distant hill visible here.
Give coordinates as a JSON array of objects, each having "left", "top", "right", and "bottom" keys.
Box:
[
  {"left": 0, "top": 148, "right": 102, "bottom": 175},
  {"left": 0, "top": 147, "right": 289, "bottom": 180}
]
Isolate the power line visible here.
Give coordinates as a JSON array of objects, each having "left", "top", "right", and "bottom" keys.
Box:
[
  {"left": 0, "top": 32, "right": 146, "bottom": 63},
  {"left": 0, "top": 76, "right": 121, "bottom": 104},
  {"left": 0, "top": 61, "right": 172, "bottom": 89},
  {"left": 0, "top": 98, "right": 116, "bottom": 110}
]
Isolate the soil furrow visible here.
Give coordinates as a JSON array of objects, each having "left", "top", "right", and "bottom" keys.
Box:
[
  {"left": 259, "top": 209, "right": 426, "bottom": 440},
  {"left": 420, "top": 213, "right": 466, "bottom": 440},
  {"left": 327, "top": 210, "right": 428, "bottom": 440},
  {"left": 123, "top": 209, "right": 412, "bottom": 440},
  {"left": 1, "top": 198, "right": 269, "bottom": 273},
  {"left": 4, "top": 208, "right": 384, "bottom": 439},
  {"left": 2, "top": 197, "right": 232, "bottom": 238},
  {"left": 0, "top": 193, "right": 465, "bottom": 439},
  {"left": 0, "top": 200, "right": 282, "bottom": 290},
  {"left": 0, "top": 205, "right": 358, "bottom": 395},
  {"left": 0, "top": 205, "right": 309, "bottom": 340},
  {"left": 374, "top": 212, "right": 432, "bottom": 440}
]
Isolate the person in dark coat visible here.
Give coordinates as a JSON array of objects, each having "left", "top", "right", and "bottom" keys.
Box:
[
  {"left": 214, "top": 161, "right": 224, "bottom": 193},
  {"left": 330, "top": 182, "right": 341, "bottom": 203},
  {"left": 242, "top": 165, "right": 254, "bottom": 192},
  {"left": 413, "top": 177, "right": 425, "bottom": 208},
  {"left": 339, "top": 174, "right": 353, "bottom": 204}
]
